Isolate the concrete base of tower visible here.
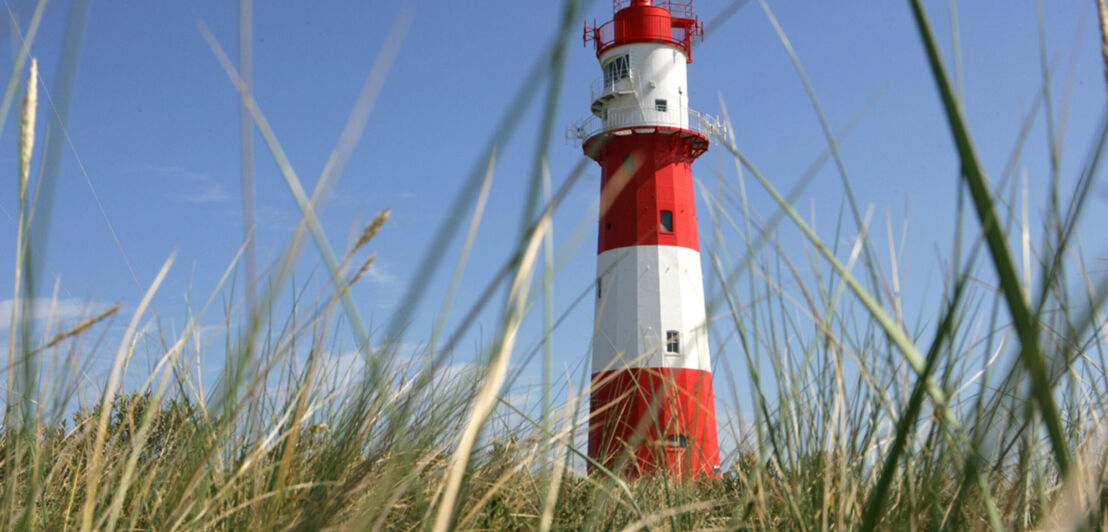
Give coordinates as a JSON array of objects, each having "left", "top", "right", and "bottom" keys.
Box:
[{"left": 588, "top": 367, "right": 720, "bottom": 479}]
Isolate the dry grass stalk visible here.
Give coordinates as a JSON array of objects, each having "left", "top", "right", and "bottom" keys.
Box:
[
  {"left": 431, "top": 205, "right": 549, "bottom": 532},
  {"left": 353, "top": 208, "right": 390, "bottom": 253},
  {"left": 19, "top": 58, "right": 36, "bottom": 201},
  {"left": 42, "top": 302, "right": 121, "bottom": 350},
  {"left": 339, "top": 208, "right": 390, "bottom": 274},
  {"left": 349, "top": 252, "right": 377, "bottom": 286},
  {"left": 80, "top": 253, "right": 175, "bottom": 532},
  {"left": 7, "top": 57, "right": 37, "bottom": 406},
  {"left": 1099, "top": 0, "right": 1108, "bottom": 96}
]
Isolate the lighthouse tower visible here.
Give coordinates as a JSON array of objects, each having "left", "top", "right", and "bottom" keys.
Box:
[{"left": 576, "top": 0, "right": 721, "bottom": 478}]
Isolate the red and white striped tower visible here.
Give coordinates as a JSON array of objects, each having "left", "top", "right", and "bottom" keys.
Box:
[{"left": 576, "top": 0, "right": 721, "bottom": 479}]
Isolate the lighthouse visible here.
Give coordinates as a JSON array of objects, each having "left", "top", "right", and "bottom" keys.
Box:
[{"left": 575, "top": 0, "right": 722, "bottom": 478}]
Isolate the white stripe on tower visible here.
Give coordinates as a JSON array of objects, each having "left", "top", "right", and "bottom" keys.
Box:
[{"left": 593, "top": 245, "right": 711, "bottom": 373}]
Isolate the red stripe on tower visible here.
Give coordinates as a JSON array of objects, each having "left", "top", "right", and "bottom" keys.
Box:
[{"left": 575, "top": 0, "right": 723, "bottom": 479}]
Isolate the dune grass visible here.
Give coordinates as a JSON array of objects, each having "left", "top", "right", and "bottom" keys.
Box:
[{"left": 3, "top": 0, "right": 1108, "bottom": 530}]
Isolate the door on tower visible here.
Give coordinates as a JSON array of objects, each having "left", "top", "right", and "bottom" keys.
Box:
[{"left": 661, "top": 379, "right": 690, "bottom": 477}]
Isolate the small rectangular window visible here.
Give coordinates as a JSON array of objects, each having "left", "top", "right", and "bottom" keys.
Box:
[
  {"left": 655, "top": 99, "right": 667, "bottom": 112},
  {"left": 665, "top": 434, "right": 689, "bottom": 448},
  {"left": 666, "top": 330, "right": 679, "bottom": 354},
  {"left": 597, "top": 278, "right": 602, "bottom": 299},
  {"left": 660, "top": 210, "right": 674, "bottom": 232}
]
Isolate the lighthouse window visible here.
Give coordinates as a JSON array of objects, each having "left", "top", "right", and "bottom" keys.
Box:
[
  {"left": 655, "top": 99, "right": 667, "bottom": 112},
  {"left": 597, "top": 278, "right": 602, "bottom": 299},
  {"left": 666, "top": 330, "right": 680, "bottom": 354},
  {"left": 660, "top": 210, "right": 674, "bottom": 232},
  {"left": 603, "top": 55, "right": 630, "bottom": 88},
  {"left": 665, "top": 434, "right": 689, "bottom": 448}
]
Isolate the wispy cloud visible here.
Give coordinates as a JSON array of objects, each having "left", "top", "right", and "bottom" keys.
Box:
[
  {"left": 181, "top": 182, "right": 230, "bottom": 203},
  {"left": 137, "top": 163, "right": 208, "bottom": 182},
  {"left": 0, "top": 298, "right": 112, "bottom": 331},
  {"left": 138, "top": 163, "right": 231, "bottom": 205},
  {"left": 360, "top": 261, "right": 397, "bottom": 284},
  {"left": 252, "top": 205, "right": 296, "bottom": 231}
]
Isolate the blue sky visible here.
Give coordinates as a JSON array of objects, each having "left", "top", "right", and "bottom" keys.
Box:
[{"left": 1, "top": 0, "right": 1106, "bottom": 435}]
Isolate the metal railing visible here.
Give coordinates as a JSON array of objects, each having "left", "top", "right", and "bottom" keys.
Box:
[
  {"left": 584, "top": 1, "right": 704, "bottom": 61},
  {"left": 569, "top": 107, "right": 728, "bottom": 144},
  {"left": 611, "top": 0, "right": 696, "bottom": 19},
  {"left": 591, "top": 15, "right": 694, "bottom": 58}
]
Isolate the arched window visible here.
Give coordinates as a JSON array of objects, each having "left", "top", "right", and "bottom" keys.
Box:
[{"left": 603, "top": 54, "right": 630, "bottom": 89}]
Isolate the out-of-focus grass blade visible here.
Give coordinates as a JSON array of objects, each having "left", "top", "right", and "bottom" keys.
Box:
[
  {"left": 199, "top": 20, "right": 408, "bottom": 357},
  {"left": 860, "top": 275, "right": 1002, "bottom": 532},
  {"left": 0, "top": 0, "right": 47, "bottom": 143},
  {"left": 106, "top": 242, "right": 246, "bottom": 531},
  {"left": 382, "top": 38, "right": 560, "bottom": 346},
  {"left": 495, "top": 395, "right": 650, "bottom": 529},
  {"left": 80, "top": 252, "right": 175, "bottom": 532},
  {"left": 757, "top": 0, "right": 884, "bottom": 304},
  {"left": 907, "top": 0, "right": 1070, "bottom": 474},
  {"left": 719, "top": 139, "right": 957, "bottom": 429}
]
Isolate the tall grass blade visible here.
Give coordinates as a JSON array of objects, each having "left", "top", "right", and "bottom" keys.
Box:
[
  {"left": 238, "top": 0, "right": 257, "bottom": 313},
  {"left": 104, "top": 244, "right": 245, "bottom": 531},
  {"left": 431, "top": 204, "right": 548, "bottom": 532},
  {"left": 1099, "top": 0, "right": 1108, "bottom": 96},
  {"left": 79, "top": 252, "right": 175, "bottom": 532},
  {"left": 199, "top": 17, "right": 409, "bottom": 358},
  {"left": 908, "top": 0, "right": 1075, "bottom": 476},
  {"left": 719, "top": 141, "right": 957, "bottom": 427},
  {"left": 0, "top": 0, "right": 46, "bottom": 144},
  {"left": 758, "top": 0, "right": 885, "bottom": 304}
]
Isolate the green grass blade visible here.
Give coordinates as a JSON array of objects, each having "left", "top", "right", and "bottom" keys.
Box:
[
  {"left": 757, "top": 0, "right": 885, "bottom": 305},
  {"left": 907, "top": 0, "right": 1070, "bottom": 474},
  {"left": 719, "top": 140, "right": 956, "bottom": 429}
]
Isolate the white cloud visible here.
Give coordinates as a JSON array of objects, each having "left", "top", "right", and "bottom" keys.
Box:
[
  {"left": 181, "top": 183, "right": 230, "bottom": 204},
  {"left": 360, "top": 261, "right": 397, "bottom": 284},
  {"left": 251, "top": 205, "right": 296, "bottom": 232},
  {"left": 138, "top": 163, "right": 231, "bottom": 204},
  {"left": 0, "top": 298, "right": 112, "bottom": 331},
  {"left": 311, "top": 345, "right": 480, "bottom": 393},
  {"left": 138, "top": 163, "right": 209, "bottom": 182}
]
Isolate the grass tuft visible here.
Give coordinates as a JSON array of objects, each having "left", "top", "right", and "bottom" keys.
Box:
[{"left": 1, "top": 1, "right": 1107, "bottom": 530}]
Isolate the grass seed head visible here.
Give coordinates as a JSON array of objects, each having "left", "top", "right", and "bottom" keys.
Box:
[
  {"left": 42, "top": 302, "right": 121, "bottom": 350},
  {"left": 353, "top": 208, "right": 390, "bottom": 253},
  {"left": 350, "top": 252, "right": 377, "bottom": 286},
  {"left": 19, "top": 58, "right": 37, "bottom": 201}
]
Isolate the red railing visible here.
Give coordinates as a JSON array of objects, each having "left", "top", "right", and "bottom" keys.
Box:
[
  {"left": 585, "top": 0, "right": 704, "bottom": 60},
  {"left": 584, "top": 13, "right": 702, "bottom": 61},
  {"left": 611, "top": 0, "right": 695, "bottom": 19}
]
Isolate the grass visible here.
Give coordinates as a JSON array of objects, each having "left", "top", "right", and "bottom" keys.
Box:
[{"left": 3, "top": 0, "right": 1108, "bottom": 530}]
